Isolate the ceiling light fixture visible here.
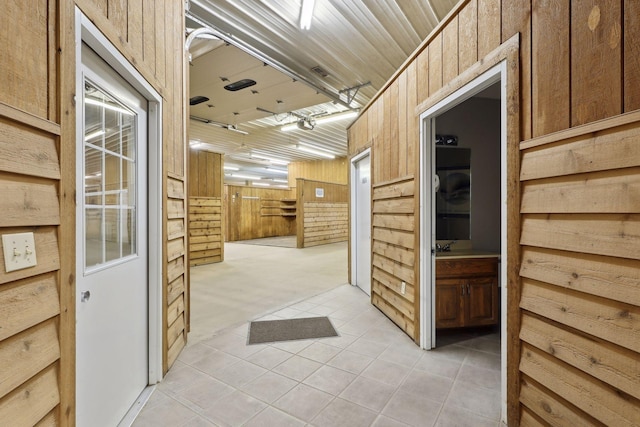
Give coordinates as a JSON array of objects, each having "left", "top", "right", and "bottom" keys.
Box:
[
  {"left": 227, "top": 125, "right": 249, "bottom": 135},
  {"left": 299, "top": 0, "right": 315, "bottom": 30},
  {"left": 281, "top": 111, "right": 356, "bottom": 131},
  {"left": 253, "top": 182, "right": 270, "bottom": 187},
  {"left": 227, "top": 173, "right": 260, "bottom": 180},
  {"left": 298, "top": 141, "right": 338, "bottom": 156},
  {"left": 265, "top": 167, "right": 288, "bottom": 175},
  {"left": 297, "top": 145, "right": 335, "bottom": 159},
  {"left": 252, "top": 153, "right": 290, "bottom": 165},
  {"left": 223, "top": 166, "right": 239, "bottom": 171},
  {"left": 315, "top": 110, "right": 358, "bottom": 124},
  {"left": 272, "top": 179, "right": 288, "bottom": 183}
]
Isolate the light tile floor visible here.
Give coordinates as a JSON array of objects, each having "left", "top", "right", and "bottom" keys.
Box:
[{"left": 134, "top": 284, "right": 503, "bottom": 427}]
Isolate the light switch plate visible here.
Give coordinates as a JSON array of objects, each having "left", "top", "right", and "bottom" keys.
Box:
[{"left": 2, "top": 232, "right": 37, "bottom": 272}]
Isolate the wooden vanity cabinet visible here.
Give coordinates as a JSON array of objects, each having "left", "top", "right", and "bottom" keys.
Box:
[{"left": 435, "top": 257, "right": 499, "bottom": 329}]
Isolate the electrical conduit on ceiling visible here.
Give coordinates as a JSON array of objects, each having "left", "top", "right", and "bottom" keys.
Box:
[{"left": 185, "top": 0, "right": 355, "bottom": 111}]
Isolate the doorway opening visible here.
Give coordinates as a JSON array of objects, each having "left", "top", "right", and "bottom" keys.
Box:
[
  {"left": 350, "top": 149, "right": 372, "bottom": 295},
  {"left": 420, "top": 62, "right": 510, "bottom": 421},
  {"left": 75, "top": 10, "right": 163, "bottom": 426}
]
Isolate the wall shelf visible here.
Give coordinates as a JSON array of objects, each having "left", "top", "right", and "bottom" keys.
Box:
[{"left": 280, "top": 198, "right": 296, "bottom": 217}]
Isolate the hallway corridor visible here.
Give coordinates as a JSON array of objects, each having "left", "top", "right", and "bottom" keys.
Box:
[{"left": 133, "top": 243, "right": 502, "bottom": 426}]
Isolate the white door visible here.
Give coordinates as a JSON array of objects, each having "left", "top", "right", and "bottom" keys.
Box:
[
  {"left": 353, "top": 153, "right": 371, "bottom": 295},
  {"left": 76, "top": 43, "right": 149, "bottom": 427}
]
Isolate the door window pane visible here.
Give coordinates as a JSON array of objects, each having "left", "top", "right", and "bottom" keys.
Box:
[{"left": 83, "top": 80, "right": 138, "bottom": 270}]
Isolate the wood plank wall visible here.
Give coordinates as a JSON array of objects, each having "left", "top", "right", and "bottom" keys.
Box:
[
  {"left": 347, "top": 0, "right": 640, "bottom": 424},
  {"left": 288, "top": 158, "right": 348, "bottom": 188},
  {"left": 0, "top": 0, "right": 186, "bottom": 424},
  {"left": 518, "top": 113, "right": 640, "bottom": 426},
  {"left": 296, "top": 179, "right": 348, "bottom": 248},
  {"left": 371, "top": 177, "right": 417, "bottom": 339},
  {"left": 188, "top": 150, "right": 224, "bottom": 265},
  {"left": 189, "top": 197, "right": 223, "bottom": 266},
  {"left": 225, "top": 186, "right": 296, "bottom": 242}
]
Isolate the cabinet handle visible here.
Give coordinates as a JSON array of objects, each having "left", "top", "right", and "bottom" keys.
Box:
[{"left": 466, "top": 284, "right": 470, "bottom": 295}]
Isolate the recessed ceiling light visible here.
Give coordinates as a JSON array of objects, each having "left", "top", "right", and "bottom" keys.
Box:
[
  {"left": 189, "top": 95, "right": 209, "bottom": 106},
  {"left": 224, "top": 79, "right": 257, "bottom": 91}
]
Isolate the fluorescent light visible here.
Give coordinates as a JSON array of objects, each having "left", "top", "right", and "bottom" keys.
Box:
[
  {"left": 227, "top": 173, "right": 260, "bottom": 180},
  {"left": 224, "top": 166, "right": 239, "bottom": 171},
  {"left": 253, "top": 182, "right": 270, "bottom": 187},
  {"left": 275, "top": 185, "right": 289, "bottom": 188},
  {"left": 298, "top": 141, "right": 338, "bottom": 155},
  {"left": 281, "top": 122, "right": 299, "bottom": 132},
  {"left": 85, "top": 97, "right": 134, "bottom": 115},
  {"left": 315, "top": 110, "right": 358, "bottom": 124},
  {"left": 227, "top": 125, "right": 248, "bottom": 135},
  {"left": 84, "top": 130, "right": 105, "bottom": 141},
  {"left": 272, "top": 179, "right": 288, "bottom": 183},
  {"left": 252, "top": 153, "right": 290, "bottom": 165},
  {"left": 266, "top": 168, "right": 288, "bottom": 175},
  {"left": 300, "top": 0, "right": 315, "bottom": 30},
  {"left": 281, "top": 111, "right": 357, "bottom": 131},
  {"left": 297, "top": 145, "right": 335, "bottom": 159}
]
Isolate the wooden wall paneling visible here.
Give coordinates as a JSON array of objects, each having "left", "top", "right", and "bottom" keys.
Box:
[
  {"left": 287, "top": 158, "right": 348, "bottom": 187},
  {"left": 0, "top": 1, "right": 50, "bottom": 118},
  {"left": 624, "top": 0, "right": 640, "bottom": 112},
  {"left": 370, "top": 178, "right": 417, "bottom": 341},
  {"left": 142, "top": 0, "right": 155, "bottom": 69},
  {"left": 0, "top": 173, "right": 60, "bottom": 227},
  {"left": 520, "top": 313, "right": 640, "bottom": 401},
  {"left": 519, "top": 375, "right": 606, "bottom": 426},
  {"left": 108, "top": 0, "right": 127, "bottom": 42},
  {"left": 406, "top": 62, "right": 418, "bottom": 176},
  {"left": 128, "top": 0, "right": 143, "bottom": 58},
  {"left": 0, "top": 319, "right": 60, "bottom": 400},
  {"left": 428, "top": 33, "right": 443, "bottom": 96},
  {"left": 189, "top": 197, "right": 223, "bottom": 265},
  {"left": 520, "top": 125, "right": 640, "bottom": 181},
  {"left": 0, "top": 117, "right": 60, "bottom": 180},
  {"left": 520, "top": 213, "right": 639, "bottom": 260},
  {"left": 502, "top": 0, "right": 532, "bottom": 140},
  {"left": 520, "top": 344, "right": 640, "bottom": 426},
  {"left": 477, "top": 0, "right": 501, "bottom": 59},
  {"left": 570, "top": 0, "right": 622, "bottom": 126},
  {"left": 521, "top": 168, "right": 640, "bottom": 213},
  {"left": 0, "top": 364, "right": 60, "bottom": 427},
  {"left": 520, "top": 278, "right": 640, "bottom": 354},
  {"left": 416, "top": 47, "right": 430, "bottom": 103},
  {"left": 397, "top": 70, "right": 408, "bottom": 177},
  {"left": 0, "top": 273, "right": 60, "bottom": 342},
  {"left": 389, "top": 81, "right": 399, "bottom": 179},
  {"left": 458, "top": 0, "right": 478, "bottom": 72},
  {"left": 532, "top": 0, "right": 570, "bottom": 136},
  {"left": 442, "top": 15, "right": 459, "bottom": 83},
  {"left": 520, "top": 247, "right": 640, "bottom": 306}
]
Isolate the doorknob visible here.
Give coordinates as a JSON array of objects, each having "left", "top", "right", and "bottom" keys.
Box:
[{"left": 80, "top": 290, "right": 91, "bottom": 302}]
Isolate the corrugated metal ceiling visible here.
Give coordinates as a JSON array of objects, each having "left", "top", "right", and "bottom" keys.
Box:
[{"left": 186, "top": 0, "right": 459, "bottom": 185}]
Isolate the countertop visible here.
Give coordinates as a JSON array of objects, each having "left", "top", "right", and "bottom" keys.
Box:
[{"left": 435, "top": 250, "right": 500, "bottom": 260}]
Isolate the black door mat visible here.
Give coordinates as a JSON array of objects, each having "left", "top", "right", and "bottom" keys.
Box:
[{"left": 247, "top": 316, "right": 338, "bottom": 345}]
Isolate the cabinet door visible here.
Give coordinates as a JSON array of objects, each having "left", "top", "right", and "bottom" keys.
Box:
[
  {"left": 466, "top": 276, "right": 498, "bottom": 326},
  {"left": 435, "top": 279, "right": 465, "bottom": 328}
]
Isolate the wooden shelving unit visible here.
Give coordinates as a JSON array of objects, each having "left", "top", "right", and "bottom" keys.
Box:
[{"left": 280, "top": 198, "right": 297, "bottom": 217}]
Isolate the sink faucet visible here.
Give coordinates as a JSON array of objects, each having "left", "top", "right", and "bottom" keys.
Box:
[{"left": 436, "top": 241, "right": 456, "bottom": 252}]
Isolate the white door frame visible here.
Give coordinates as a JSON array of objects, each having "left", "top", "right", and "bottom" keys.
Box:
[
  {"left": 419, "top": 62, "right": 505, "bottom": 350},
  {"left": 419, "top": 62, "right": 508, "bottom": 422},
  {"left": 350, "top": 148, "right": 372, "bottom": 290},
  {"left": 75, "top": 8, "right": 164, "bottom": 385}
]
